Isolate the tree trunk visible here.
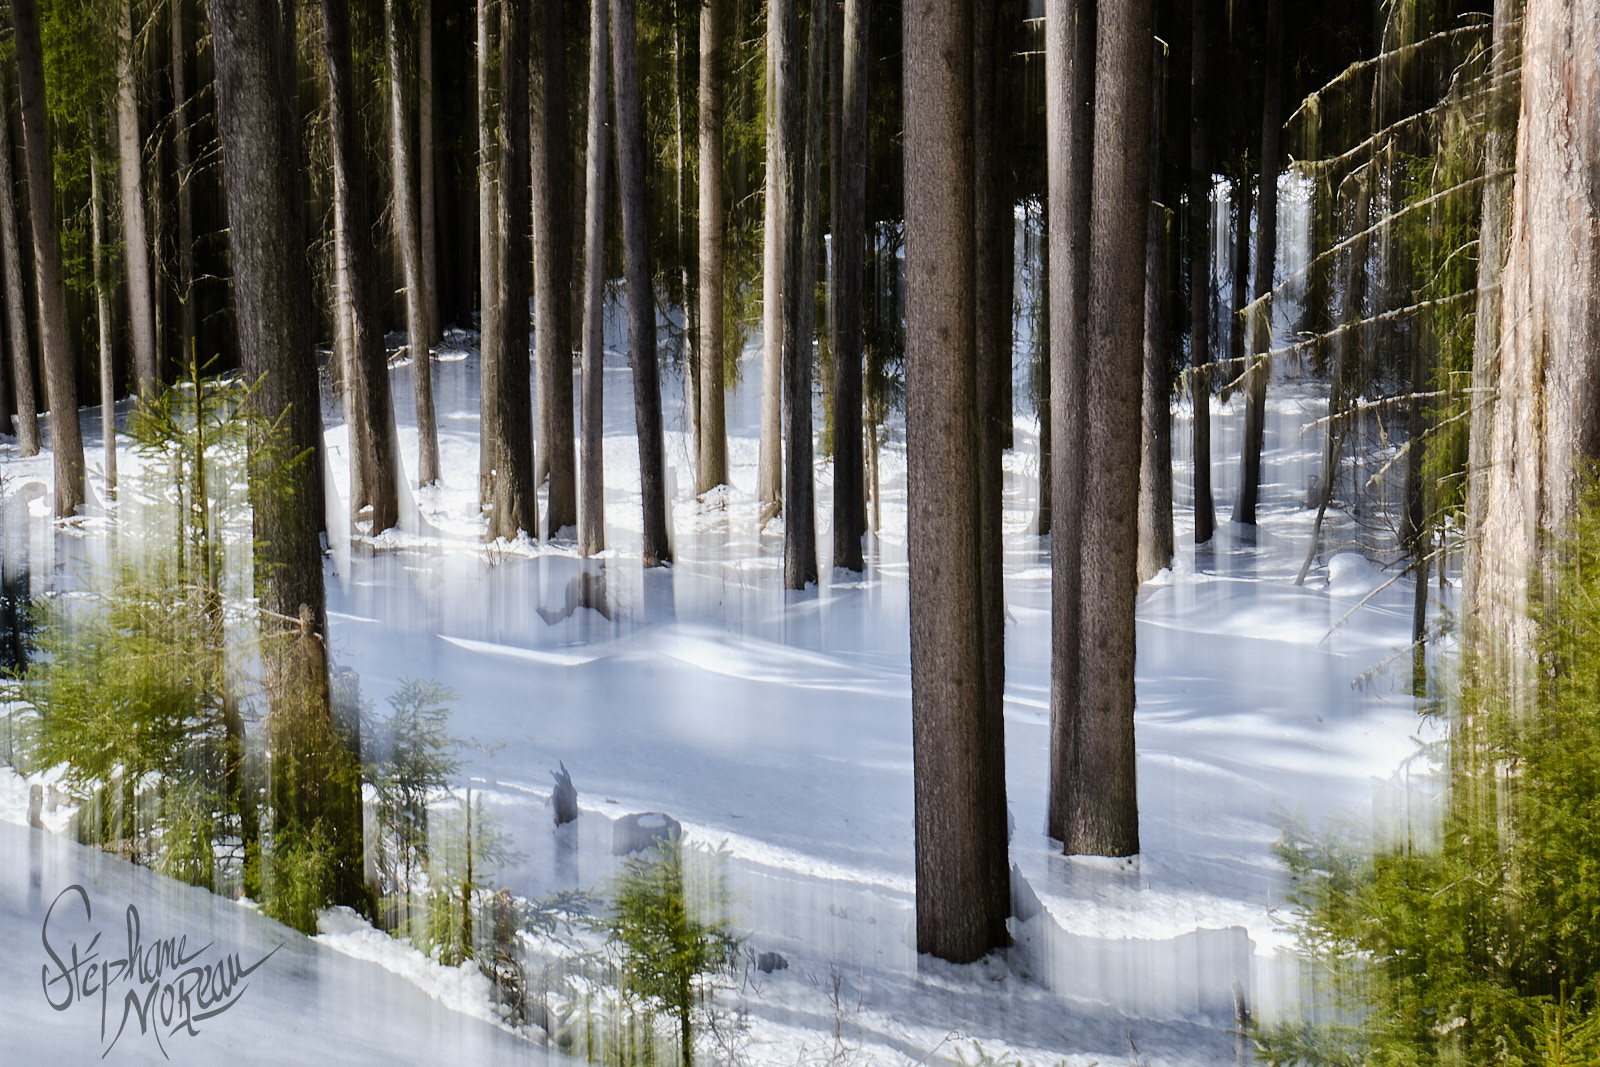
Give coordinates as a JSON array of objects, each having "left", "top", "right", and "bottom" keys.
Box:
[
  {"left": 1227, "top": 174, "right": 1250, "bottom": 393},
  {"left": 904, "top": 0, "right": 1009, "bottom": 963},
  {"left": 0, "top": 72, "right": 39, "bottom": 457},
  {"left": 89, "top": 110, "right": 116, "bottom": 494},
  {"left": 389, "top": 0, "right": 440, "bottom": 487},
  {"left": 478, "top": 0, "right": 501, "bottom": 507},
  {"left": 1045, "top": 0, "right": 1093, "bottom": 842},
  {"left": 1137, "top": 36, "right": 1172, "bottom": 581},
  {"left": 829, "top": 0, "right": 866, "bottom": 568},
  {"left": 534, "top": 0, "right": 579, "bottom": 533},
  {"left": 612, "top": 0, "right": 672, "bottom": 564},
  {"left": 698, "top": 0, "right": 730, "bottom": 494},
  {"left": 419, "top": 0, "right": 439, "bottom": 347},
  {"left": 1460, "top": 0, "right": 1521, "bottom": 618},
  {"left": 1233, "top": 0, "right": 1280, "bottom": 527},
  {"left": 1187, "top": 0, "right": 1214, "bottom": 544},
  {"left": 172, "top": 0, "right": 197, "bottom": 369},
  {"left": 14, "top": 0, "right": 84, "bottom": 517},
  {"left": 580, "top": 0, "right": 610, "bottom": 556},
  {"left": 207, "top": 0, "right": 363, "bottom": 906},
  {"left": 490, "top": 0, "right": 539, "bottom": 539},
  {"left": 117, "top": 0, "right": 158, "bottom": 397},
  {"left": 1476, "top": 0, "right": 1600, "bottom": 660},
  {"left": 758, "top": 0, "right": 791, "bottom": 518},
  {"left": 1069, "top": 0, "right": 1151, "bottom": 857},
  {"left": 1037, "top": 197, "right": 1050, "bottom": 534},
  {"left": 782, "top": 0, "right": 821, "bottom": 589},
  {"left": 324, "top": 0, "right": 401, "bottom": 533}
]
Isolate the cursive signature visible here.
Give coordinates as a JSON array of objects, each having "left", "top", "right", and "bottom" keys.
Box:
[{"left": 40, "top": 884, "right": 282, "bottom": 1058}]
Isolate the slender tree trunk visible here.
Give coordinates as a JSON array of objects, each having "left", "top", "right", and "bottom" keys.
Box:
[
  {"left": 1477, "top": 0, "right": 1600, "bottom": 660},
  {"left": 117, "top": 0, "right": 158, "bottom": 396},
  {"left": 207, "top": 0, "right": 363, "bottom": 906},
  {"left": 89, "top": 111, "right": 116, "bottom": 494},
  {"left": 1233, "top": 0, "right": 1280, "bottom": 527},
  {"left": 1227, "top": 174, "right": 1250, "bottom": 393},
  {"left": 759, "top": 0, "right": 792, "bottom": 518},
  {"left": 332, "top": 200, "right": 370, "bottom": 516},
  {"left": 172, "top": 0, "right": 197, "bottom": 368},
  {"left": 0, "top": 72, "right": 39, "bottom": 457},
  {"left": 389, "top": 0, "right": 440, "bottom": 487},
  {"left": 782, "top": 0, "right": 821, "bottom": 589},
  {"left": 698, "top": 0, "right": 730, "bottom": 494},
  {"left": 324, "top": 0, "right": 400, "bottom": 533},
  {"left": 478, "top": 0, "right": 501, "bottom": 507},
  {"left": 1138, "top": 36, "right": 1173, "bottom": 580},
  {"left": 1045, "top": 0, "right": 1093, "bottom": 842},
  {"left": 613, "top": 0, "right": 672, "bottom": 564},
  {"left": 580, "top": 0, "right": 610, "bottom": 556},
  {"left": 534, "top": 0, "right": 579, "bottom": 533},
  {"left": 1069, "top": 0, "right": 1151, "bottom": 857},
  {"left": 1187, "top": 0, "right": 1214, "bottom": 543},
  {"left": 904, "top": 0, "right": 1009, "bottom": 963},
  {"left": 419, "top": 0, "right": 439, "bottom": 347},
  {"left": 829, "top": 0, "right": 866, "bottom": 568},
  {"left": 14, "top": 0, "right": 84, "bottom": 517},
  {"left": 490, "top": 0, "right": 539, "bottom": 539}
]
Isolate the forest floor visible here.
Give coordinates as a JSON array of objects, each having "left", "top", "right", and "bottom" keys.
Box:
[{"left": 0, "top": 310, "right": 1440, "bottom": 1065}]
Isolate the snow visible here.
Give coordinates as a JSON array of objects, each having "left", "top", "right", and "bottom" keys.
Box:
[{"left": 0, "top": 289, "right": 1443, "bottom": 1065}]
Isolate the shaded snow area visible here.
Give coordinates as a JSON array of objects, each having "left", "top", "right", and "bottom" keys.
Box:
[{"left": 0, "top": 299, "right": 1443, "bottom": 1065}]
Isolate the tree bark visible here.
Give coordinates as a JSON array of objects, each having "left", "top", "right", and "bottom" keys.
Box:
[
  {"left": 117, "top": 0, "right": 158, "bottom": 396},
  {"left": 759, "top": 0, "right": 792, "bottom": 518},
  {"left": 1137, "top": 35, "right": 1172, "bottom": 581},
  {"left": 389, "top": 0, "right": 441, "bottom": 487},
  {"left": 534, "top": 0, "right": 578, "bottom": 533},
  {"left": 490, "top": 0, "right": 539, "bottom": 539},
  {"left": 580, "top": 0, "right": 610, "bottom": 556},
  {"left": 1069, "top": 0, "right": 1151, "bottom": 857},
  {"left": 698, "top": 0, "right": 730, "bottom": 494},
  {"left": 1476, "top": 0, "right": 1600, "bottom": 660},
  {"left": 1233, "top": 0, "right": 1280, "bottom": 527},
  {"left": 324, "top": 0, "right": 401, "bottom": 533},
  {"left": 419, "top": 0, "right": 439, "bottom": 347},
  {"left": 207, "top": 0, "right": 363, "bottom": 906},
  {"left": 829, "top": 0, "right": 866, "bottom": 569},
  {"left": 782, "top": 0, "right": 821, "bottom": 589},
  {"left": 1045, "top": 0, "right": 1094, "bottom": 843},
  {"left": 612, "top": 0, "right": 672, "bottom": 564},
  {"left": 0, "top": 71, "right": 39, "bottom": 457},
  {"left": 904, "top": 0, "right": 1009, "bottom": 963},
  {"left": 478, "top": 0, "right": 501, "bottom": 507},
  {"left": 14, "top": 0, "right": 83, "bottom": 517},
  {"left": 1187, "top": 0, "right": 1214, "bottom": 543},
  {"left": 90, "top": 110, "right": 116, "bottom": 494},
  {"left": 172, "top": 0, "right": 197, "bottom": 369}
]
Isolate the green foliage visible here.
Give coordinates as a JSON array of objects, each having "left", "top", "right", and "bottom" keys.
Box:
[
  {"left": 1261, "top": 491, "right": 1600, "bottom": 1064},
  {"left": 263, "top": 821, "right": 340, "bottom": 934},
  {"left": 405, "top": 788, "right": 516, "bottom": 966}
]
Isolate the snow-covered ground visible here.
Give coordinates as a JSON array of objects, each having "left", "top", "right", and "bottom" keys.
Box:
[{"left": 0, "top": 295, "right": 1440, "bottom": 1065}]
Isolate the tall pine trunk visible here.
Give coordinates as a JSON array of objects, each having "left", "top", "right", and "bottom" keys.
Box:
[
  {"left": 1138, "top": 35, "right": 1173, "bottom": 580},
  {"left": 90, "top": 110, "right": 116, "bottom": 494},
  {"left": 579, "top": 0, "right": 610, "bottom": 556},
  {"left": 1187, "top": 0, "right": 1214, "bottom": 543},
  {"left": 612, "top": 0, "right": 672, "bottom": 564},
  {"left": 904, "top": 0, "right": 1009, "bottom": 963},
  {"left": 758, "top": 0, "right": 792, "bottom": 518},
  {"left": 782, "top": 0, "right": 821, "bottom": 589},
  {"left": 829, "top": 0, "right": 866, "bottom": 568},
  {"left": 478, "top": 0, "right": 501, "bottom": 507},
  {"left": 172, "top": 0, "right": 197, "bottom": 367},
  {"left": 0, "top": 70, "right": 39, "bottom": 457},
  {"left": 697, "top": 0, "right": 729, "bottom": 495},
  {"left": 534, "top": 0, "right": 579, "bottom": 533},
  {"left": 14, "top": 0, "right": 84, "bottom": 517},
  {"left": 419, "top": 0, "right": 439, "bottom": 347},
  {"left": 117, "top": 0, "right": 158, "bottom": 396}
]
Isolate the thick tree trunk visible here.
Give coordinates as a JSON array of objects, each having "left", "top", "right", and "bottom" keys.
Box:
[
  {"left": 490, "top": 0, "right": 539, "bottom": 539},
  {"left": 782, "top": 0, "right": 821, "bottom": 589},
  {"left": 579, "top": 0, "right": 610, "bottom": 556},
  {"left": 0, "top": 73, "right": 39, "bottom": 457},
  {"left": 172, "top": 0, "right": 197, "bottom": 368},
  {"left": 324, "top": 0, "right": 400, "bottom": 533},
  {"left": 478, "top": 0, "right": 501, "bottom": 507},
  {"left": 1045, "top": 0, "right": 1093, "bottom": 842},
  {"left": 117, "top": 0, "right": 158, "bottom": 396},
  {"left": 14, "top": 0, "right": 84, "bottom": 517},
  {"left": 1069, "top": 0, "right": 1151, "bottom": 857},
  {"left": 1137, "top": 37, "right": 1172, "bottom": 581},
  {"left": 207, "top": 0, "right": 363, "bottom": 907},
  {"left": 419, "top": 0, "right": 439, "bottom": 347},
  {"left": 1476, "top": 0, "right": 1600, "bottom": 659},
  {"left": 534, "top": 0, "right": 578, "bottom": 533},
  {"left": 758, "top": 0, "right": 791, "bottom": 517},
  {"left": 389, "top": 0, "right": 440, "bottom": 487},
  {"left": 1460, "top": 0, "right": 1521, "bottom": 618},
  {"left": 1187, "top": 0, "right": 1214, "bottom": 543},
  {"left": 1233, "top": 0, "right": 1280, "bottom": 527},
  {"left": 613, "top": 0, "right": 672, "bottom": 564},
  {"left": 697, "top": 0, "right": 729, "bottom": 494},
  {"left": 829, "top": 0, "right": 866, "bottom": 569},
  {"left": 903, "top": 0, "right": 1009, "bottom": 963},
  {"left": 90, "top": 111, "right": 117, "bottom": 494}
]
